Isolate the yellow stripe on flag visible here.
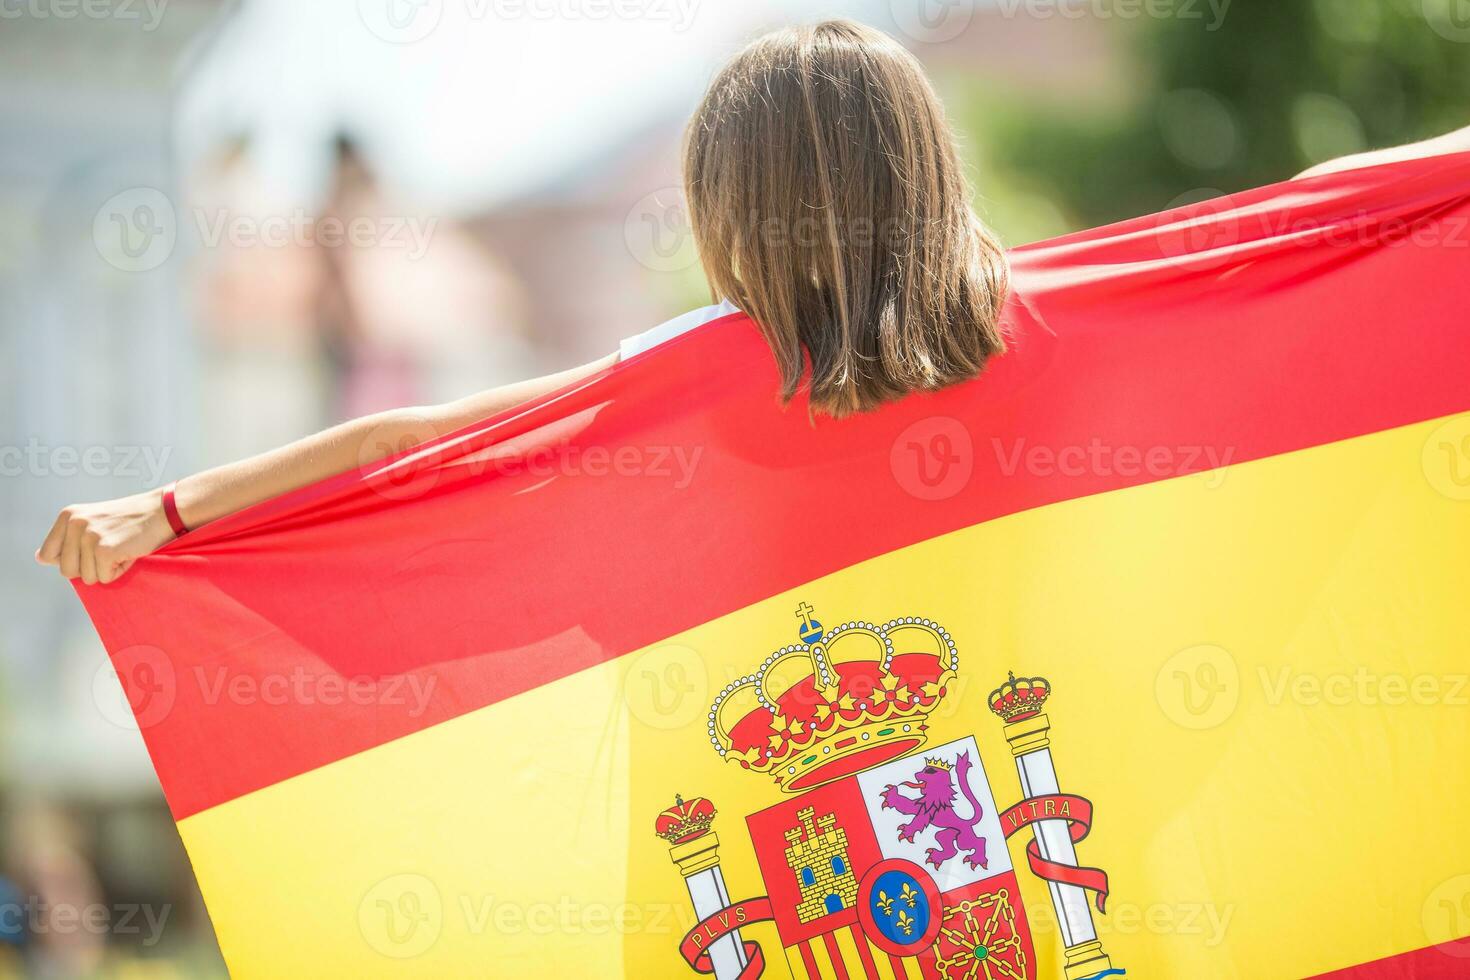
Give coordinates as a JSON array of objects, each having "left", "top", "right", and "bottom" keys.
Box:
[
  {"left": 179, "top": 413, "right": 1470, "bottom": 978},
  {"left": 832, "top": 926, "right": 866, "bottom": 978},
  {"left": 784, "top": 944, "right": 814, "bottom": 980}
]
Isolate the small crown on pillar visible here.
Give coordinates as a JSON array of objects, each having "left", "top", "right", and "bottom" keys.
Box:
[
  {"left": 655, "top": 795, "right": 717, "bottom": 845},
  {"left": 988, "top": 671, "right": 1052, "bottom": 722}
]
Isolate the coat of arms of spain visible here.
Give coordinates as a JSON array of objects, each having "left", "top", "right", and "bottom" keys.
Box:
[{"left": 654, "top": 603, "right": 1123, "bottom": 980}]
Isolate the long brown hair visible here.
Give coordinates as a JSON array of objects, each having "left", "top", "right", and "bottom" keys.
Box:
[{"left": 683, "top": 19, "right": 1009, "bottom": 418}]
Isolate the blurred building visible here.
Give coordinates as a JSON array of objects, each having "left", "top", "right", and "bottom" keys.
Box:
[{"left": 2, "top": 2, "right": 231, "bottom": 973}]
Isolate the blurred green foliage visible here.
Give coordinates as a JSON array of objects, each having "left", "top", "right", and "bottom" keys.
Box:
[{"left": 968, "top": 0, "right": 1470, "bottom": 240}]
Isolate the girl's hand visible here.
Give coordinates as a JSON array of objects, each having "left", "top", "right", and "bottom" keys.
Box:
[{"left": 35, "top": 488, "right": 178, "bottom": 585}]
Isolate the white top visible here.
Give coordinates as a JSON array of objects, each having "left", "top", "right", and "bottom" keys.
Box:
[{"left": 618, "top": 299, "right": 741, "bottom": 360}]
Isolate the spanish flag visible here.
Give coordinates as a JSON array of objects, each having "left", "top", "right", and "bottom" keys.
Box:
[{"left": 77, "top": 152, "right": 1470, "bottom": 979}]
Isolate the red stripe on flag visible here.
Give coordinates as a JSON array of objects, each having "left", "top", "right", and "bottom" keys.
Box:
[
  {"left": 1308, "top": 940, "right": 1470, "bottom": 978},
  {"left": 822, "top": 931, "right": 851, "bottom": 980},
  {"left": 799, "top": 940, "right": 821, "bottom": 979},
  {"left": 848, "top": 924, "right": 880, "bottom": 980},
  {"left": 76, "top": 152, "right": 1470, "bottom": 819}
]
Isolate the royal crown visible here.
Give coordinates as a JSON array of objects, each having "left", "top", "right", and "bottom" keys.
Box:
[
  {"left": 987, "top": 671, "right": 1051, "bottom": 722},
  {"left": 924, "top": 757, "right": 952, "bottom": 772},
  {"left": 654, "top": 795, "right": 716, "bottom": 845},
  {"left": 709, "top": 603, "right": 958, "bottom": 793}
]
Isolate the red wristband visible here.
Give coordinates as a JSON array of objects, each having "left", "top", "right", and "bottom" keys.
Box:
[{"left": 162, "top": 485, "right": 189, "bottom": 537}]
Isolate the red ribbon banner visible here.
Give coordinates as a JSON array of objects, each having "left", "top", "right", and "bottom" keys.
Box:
[
  {"left": 999, "top": 793, "right": 1111, "bottom": 913},
  {"left": 678, "top": 897, "right": 776, "bottom": 978}
]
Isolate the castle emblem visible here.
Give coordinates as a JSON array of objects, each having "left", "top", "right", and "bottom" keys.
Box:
[
  {"left": 783, "top": 807, "right": 858, "bottom": 923},
  {"left": 660, "top": 604, "right": 1122, "bottom": 980}
]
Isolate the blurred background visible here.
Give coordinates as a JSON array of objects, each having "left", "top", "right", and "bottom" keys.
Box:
[{"left": 0, "top": 0, "right": 1466, "bottom": 974}]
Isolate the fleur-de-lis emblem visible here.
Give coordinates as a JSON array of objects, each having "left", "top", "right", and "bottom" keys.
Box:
[
  {"left": 876, "top": 890, "right": 894, "bottom": 916},
  {"left": 900, "top": 881, "right": 918, "bottom": 908},
  {"left": 894, "top": 909, "right": 915, "bottom": 935}
]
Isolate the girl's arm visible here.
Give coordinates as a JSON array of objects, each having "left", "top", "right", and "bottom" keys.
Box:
[
  {"left": 36, "top": 352, "right": 618, "bottom": 585},
  {"left": 1295, "top": 124, "right": 1470, "bottom": 179}
]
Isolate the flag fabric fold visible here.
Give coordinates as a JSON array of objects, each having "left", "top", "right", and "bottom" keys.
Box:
[{"left": 77, "top": 152, "right": 1470, "bottom": 979}]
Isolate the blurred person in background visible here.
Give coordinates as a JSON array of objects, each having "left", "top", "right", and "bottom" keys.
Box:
[
  {"left": 315, "top": 134, "right": 534, "bottom": 420},
  {"left": 188, "top": 135, "right": 328, "bottom": 464},
  {"left": 32, "top": 18, "right": 1470, "bottom": 588},
  {"left": 3, "top": 801, "right": 105, "bottom": 979}
]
